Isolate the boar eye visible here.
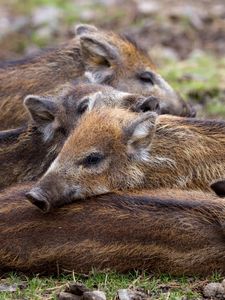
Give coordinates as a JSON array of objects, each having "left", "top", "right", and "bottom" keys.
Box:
[
  {"left": 77, "top": 98, "right": 89, "bottom": 115},
  {"left": 57, "top": 127, "right": 67, "bottom": 136},
  {"left": 81, "top": 152, "right": 105, "bottom": 167},
  {"left": 138, "top": 71, "right": 154, "bottom": 85}
]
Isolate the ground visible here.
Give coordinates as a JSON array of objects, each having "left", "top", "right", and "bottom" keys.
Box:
[
  {"left": 1, "top": 271, "right": 223, "bottom": 299},
  {"left": 0, "top": 0, "right": 225, "bottom": 299}
]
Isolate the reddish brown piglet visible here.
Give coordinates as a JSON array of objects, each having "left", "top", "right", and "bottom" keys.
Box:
[
  {"left": 0, "top": 24, "right": 194, "bottom": 129},
  {"left": 2, "top": 184, "right": 225, "bottom": 276},
  {"left": 27, "top": 105, "right": 225, "bottom": 211},
  {"left": 0, "top": 83, "right": 158, "bottom": 190}
]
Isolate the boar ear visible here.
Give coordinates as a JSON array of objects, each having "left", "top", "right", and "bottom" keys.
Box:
[
  {"left": 75, "top": 24, "right": 98, "bottom": 36},
  {"left": 76, "top": 92, "right": 103, "bottom": 115},
  {"left": 24, "top": 95, "right": 60, "bottom": 142},
  {"left": 24, "top": 95, "right": 57, "bottom": 124},
  {"left": 79, "top": 34, "right": 120, "bottom": 84},
  {"left": 24, "top": 95, "right": 59, "bottom": 142},
  {"left": 123, "top": 112, "right": 157, "bottom": 161},
  {"left": 211, "top": 180, "right": 225, "bottom": 197}
]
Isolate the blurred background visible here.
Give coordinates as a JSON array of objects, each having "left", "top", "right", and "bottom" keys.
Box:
[{"left": 0, "top": 0, "right": 224, "bottom": 117}]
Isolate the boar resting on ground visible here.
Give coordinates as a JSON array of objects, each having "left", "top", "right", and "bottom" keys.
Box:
[
  {"left": 27, "top": 105, "right": 225, "bottom": 211},
  {"left": 0, "top": 24, "right": 195, "bottom": 130},
  {"left": 0, "top": 83, "right": 159, "bottom": 190},
  {"left": 2, "top": 184, "right": 225, "bottom": 276}
]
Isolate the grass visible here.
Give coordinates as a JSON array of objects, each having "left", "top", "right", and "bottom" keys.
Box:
[
  {"left": 161, "top": 54, "right": 225, "bottom": 96},
  {"left": 0, "top": 271, "right": 208, "bottom": 299},
  {"left": 160, "top": 54, "right": 225, "bottom": 118},
  {"left": 2, "top": 0, "right": 108, "bottom": 24}
]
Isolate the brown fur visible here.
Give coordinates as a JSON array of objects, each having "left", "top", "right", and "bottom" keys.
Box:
[
  {"left": 0, "top": 24, "right": 194, "bottom": 130},
  {"left": 0, "top": 125, "right": 62, "bottom": 190},
  {"left": 30, "top": 108, "right": 225, "bottom": 210},
  {"left": 0, "top": 83, "right": 158, "bottom": 190},
  {"left": 1, "top": 184, "right": 225, "bottom": 276}
]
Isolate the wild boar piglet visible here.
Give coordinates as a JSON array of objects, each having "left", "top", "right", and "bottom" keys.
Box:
[
  {"left": 0, "top": 24, "right": 194, "bottom": 129},
  {"left": 3, "top": 183, "right": 225, "bottom": 275},
  {"left": 0, "top": 83, "right": 159, "bottom": 190},
  {"left": 27, "top": 105, "right": 225, "bottom": 212}
]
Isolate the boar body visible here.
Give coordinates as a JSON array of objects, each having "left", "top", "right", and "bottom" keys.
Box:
[
  {"left": 1, "top": 184, "right": 225, "bottom": 276},
  {"left": 0, "top": 83, "right": 157, "bottom": 190},
  {"left": 0, "top": 24, "right": 194, "bottom": 130},
  {"left": 31, "top": 108, "right": 225, "bottom": 210}
]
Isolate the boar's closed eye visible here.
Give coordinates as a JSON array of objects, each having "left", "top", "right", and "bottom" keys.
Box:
[
  {"left": 77, "top": 98, "right": 90, "bottom": 115},
  {"left": 138, "top": 71, "right": 155, "bottom": 85},
  {"left": 80, "top": 152, "right": 105, "bottom": 167}
]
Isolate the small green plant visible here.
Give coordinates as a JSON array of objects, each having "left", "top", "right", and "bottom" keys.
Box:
[{"left": 0, "top": 271, "right": 208, "bottom": 300}]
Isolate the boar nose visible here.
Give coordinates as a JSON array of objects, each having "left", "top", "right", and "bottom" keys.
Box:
[
  {"left": 177, "top": 94, "right": 196, "bottom": 118},
  {"left": 137, "top": 96, "right": 160, "bottom": 114},
  {"left": 26, "top": 187, "right": 51, "bottom": 213},
  {"left": 186, "top": 104, "right": 196, "bottom": 118}
]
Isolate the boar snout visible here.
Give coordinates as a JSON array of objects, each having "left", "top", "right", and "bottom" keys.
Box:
[
  {"left": 26, "top": 174, "right": 79, "bottom": 212},
  {"left": 187, "top": 104, "right": 196, "bottom": 118},
  {"left": 26, "top": 187, "right": 51, "bottom": 213},
  {"left": 179, "top": 97, "right": 196, "bottom": 118},
  {"left": 135, "top": 96, "right": 160, "bottom": 114}
]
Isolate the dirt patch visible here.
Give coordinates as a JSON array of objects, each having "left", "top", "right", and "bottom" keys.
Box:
[{"left": 0, "top": 0, "right": 224, "bottom": 61}]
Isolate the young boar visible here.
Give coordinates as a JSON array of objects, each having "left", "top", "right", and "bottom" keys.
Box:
[
  {"left": 0, "top": 24, "right": 194, "bottom": 130},
  {"left": 28, "top": 105, "right": 225, "bottom": 211},
  {"left": 2, "top": 184, "right": 225, "bottom": 276},
  {"left": 0, "top": 83, "right": 158, "bottom": 190}
]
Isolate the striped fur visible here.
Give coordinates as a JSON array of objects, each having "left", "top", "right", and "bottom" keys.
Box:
[{"left": 1, "top": 184, "right": 225, "bottom": 276}]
